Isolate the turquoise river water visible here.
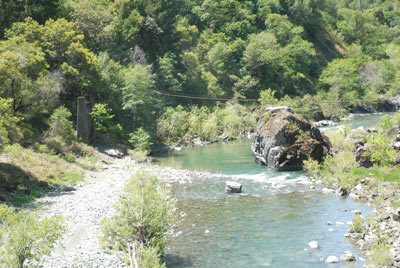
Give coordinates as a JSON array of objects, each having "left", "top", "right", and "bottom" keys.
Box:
[{"left": 156, "top": 113, "right": 390, "bottom": 268}]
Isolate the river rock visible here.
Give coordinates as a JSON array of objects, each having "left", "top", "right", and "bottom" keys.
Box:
[
  {"left": 340, "top": 252, "right": 356, "bottom": 262},
  {"left": 308, "top": 241, "right": 319, "bottom": 249},
  {"left": 325, "top": 256, "right": 339, "bottom": 263},
  {"left": 381, "top": 96, "right": 400, "bottom": 111},
  {"left": 105, "top": 149, "right": 124, "bottom": 158},
  {"left": 322, "top": 188, "right": 335, "bottom": 194},
  {"left": 336, "top": 187, "right": 348, "bottom": 197},
  {"left": 251, "top": 107, "right": 331, "bottom": 171},
  {"left": 225, "top": 181, "right": 242, "bottom": 193},
  {"left": 352, "top": 210, "right": 361, "bottom": 215}
]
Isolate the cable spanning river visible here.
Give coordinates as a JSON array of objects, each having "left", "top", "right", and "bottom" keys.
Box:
[{"left": 155, "top": 113, "right": 388, "bottom": 268}]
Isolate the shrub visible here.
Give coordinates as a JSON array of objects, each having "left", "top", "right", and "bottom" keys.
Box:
[
  {"left": 46, "top": 106, "right": 75, "bottom": 145},
  {"left": 368, "top": 243, "right": 393, "bottom": 267},
  {"left": 259, "top": 88, "right": 278, "bottom": 106},
  {"left": 0, "top": 204, "right": 65, "bottom": 268},
  {"left": 157, "top": 105, "right": 188, "bottom": 143},
  {"left": 325, "top": 130, "right": 354, "bottom": 152},
  {"left": 320, "top": 150, "right": 358, "bottom": 189},
  {"left": 364, "top": 134, "right": 396, "bottom": 166},
  {"left": 352, "top": 216, "right": 364, "bottom": 233},
  {"left": 129, "top": 127, "right": 152, "bottom": 152},
  {"left": 0, "top": 98, "right": 23, "bottom": 149},
  {"left": 90, "top": 103, "right": 122, "bottom": 137},
  {"left": 128, "top": 149, "right": 148, "bottom": 163},
  {"left": 303, "top": 158, "right": 320, "bottom": 178},
  {"left": 100, "top": 171, "right": 174, "bottom": 267}
]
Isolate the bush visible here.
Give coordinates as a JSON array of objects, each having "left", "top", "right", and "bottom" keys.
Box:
[
  {"left": 352, "top": 216, "right": 364, "bottom": 233},
  {"left": 368, "top": 243, "right": 393, "bottom": 267},
  {"left": 129, "top": 127, "right": 152, "bottom": 152},
  {"left": 325, "top": 130, "right": 354, "bottom": 153},
  {"left": 46, "top": 106, "right": 75, "bottom": 145},
  {"left": 157, "top": 105, "right": 188, "bottom": 143},
  {"left": 90, "top": 103, "right": 122, "bottom": 137},
  {"left": 303, "top": 158, "right": 320, "bottom": 178},
  {"left": 128, "top": 149, "right": 148, "bottom": 163},
  {"left": 320, "top": 150, "right": 358, "bottom": 189},
  {"left": 259, "top": 88, "right": 278, "bottom": 106},
  {"left": 0, "top": 204, "right": 65, "bottom": 268},
  {"left": 0, "top": 98, "right": 23, "bottom": 149},
  {"left": 100, "top": 171, "right": 174, "bottom": 267},
  {"left": 364, "top": 134, "right": 396, "bottom": 166}
]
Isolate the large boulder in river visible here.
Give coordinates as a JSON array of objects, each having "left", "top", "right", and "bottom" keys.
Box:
[{"left": 251, "top": 106, "right": 331, "bottom": 171}]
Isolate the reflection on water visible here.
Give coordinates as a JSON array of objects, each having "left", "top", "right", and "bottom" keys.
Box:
[{"left": 156, "top": 114, "right": 386, "bottom": 268}]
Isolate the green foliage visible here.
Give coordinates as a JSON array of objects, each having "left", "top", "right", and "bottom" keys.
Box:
[
  {"left": 303, "top": 158, "right": 320, "bottom": 178},
  {"left": 90, "top": 103, "right": 122, "bottom": 137},
  {"left": 352, "top": 216, "right": 365, "bottom": 233},
  {"left": 46, "top": 106, "right": 75, "bottom": 145},
  {"left": 157, "top": 103, "right": 256, "bottom": 144},
  {"left": 0, "top": 98, "right": 22, "bottom": 149},
  {"left": 320, "top": 150, "right": 358, "bottom": 189},
  {"left": 100, "top": 170, "right": 174, "bottom": 267},
  {"left": 259, "top": 89, "right": 278, "bottom": 106},
  {"left": 364, "top": 134, "right": 396, "bottom": 166},
  {"left": 325, "top": 130, "right": 355, "bottom": 153},
  {"left": 128, "top": 128, "right": 153, "bottom": 152},
  {"left": 0, "top": 204, "right": 65, "bottom": 268},
  {"left": 368, "top": 243, "right": 393, "bottom": 267}
]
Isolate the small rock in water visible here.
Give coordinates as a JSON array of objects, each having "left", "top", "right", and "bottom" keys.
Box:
[
  {"left": 174, "top": 147, "right": 182, "bottom": 151},
  {"left": 319, "top": 258, "right": 324, "bottom": 262},
  {"left": 325, "top": 256, "right": 339, "bottom": 263},
  {"left": 204, "top": 229, "right": 210, "bottom": 234},
  {"left": 225, "top": 181, "right": 242, "bottom": 193},
  {"left": 322, "top": 188, "right": 335, "bottom": 194},
  {"left": 340, "top": 252, "right": 356, "bottom": 262},
  {"left": 308, "top": 241, "right": 319, "bottom": 249},
  {"left": 328, "top": 228, "right": 335, "bottom": 232},
  {"left": 352, "top": 210, "right": 361, "bottom": 215},
  {"left": 327, "top": 221, "right": 333, "bottom": 225},
  {"left": 336, "top": 187, "right": 348, "bottom": 197},
  {"left": 309, "top": 185, "right": 316, "bottom": 190}
]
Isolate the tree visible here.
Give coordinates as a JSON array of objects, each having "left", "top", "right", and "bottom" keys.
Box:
[
  {"left": 121, "top": 64, "right": 158, "bottom": 130},
  {"left": 100, "top": 171, "right": 174, "bottom": 268},
  {"left": 0, "top": 204, "right": 65, "bottom": 268}
]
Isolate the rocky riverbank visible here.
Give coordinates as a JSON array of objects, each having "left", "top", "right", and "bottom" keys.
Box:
[
  {"left": 309, "top": 174, "right": 400, "bottom": 267},
  {"left": 35, "top": 155, "right": 211, "bottom": 268}
]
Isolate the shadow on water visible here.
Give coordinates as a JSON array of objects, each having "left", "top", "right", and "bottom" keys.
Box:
[{"left": 164, "top": 254, "right": 195, "bottom": 267}]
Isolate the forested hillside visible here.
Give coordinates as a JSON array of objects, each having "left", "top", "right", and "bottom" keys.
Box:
[{"left": 1, "top": 0, "right": 400, "bottom": 148}]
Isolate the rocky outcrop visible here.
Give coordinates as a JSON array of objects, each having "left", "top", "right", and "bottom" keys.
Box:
[
  {"left": 251, "top": 106, "right": 331, "bottom": 171},
  {"left": 379, "top": 96, "right": 400, "bottom": 112}
]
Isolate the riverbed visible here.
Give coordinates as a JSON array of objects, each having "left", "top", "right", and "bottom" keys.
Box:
[{"left": 155, "top": 113, "right": 388, "bottom": 268}]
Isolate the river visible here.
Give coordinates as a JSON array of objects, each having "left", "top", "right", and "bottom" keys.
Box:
[{"left": 155, "top": 113, "right": 388, "bottom": 268}]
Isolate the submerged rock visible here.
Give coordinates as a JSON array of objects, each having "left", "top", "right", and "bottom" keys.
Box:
[
  {"left": 251, "top": 106, "right": 331, "bottom": 171},
  {"left": 225, "top": 181, "right": 242, "bottom": 193}
]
